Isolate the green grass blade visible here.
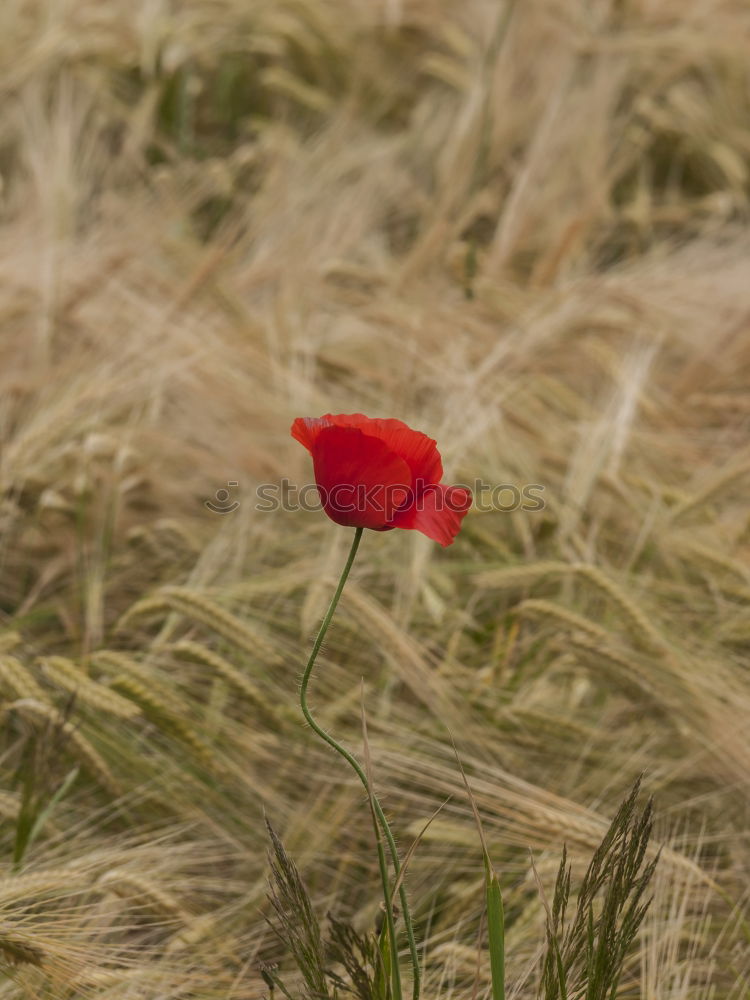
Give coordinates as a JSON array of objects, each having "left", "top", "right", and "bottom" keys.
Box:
[
  {"left": 485, "top": 859, "right": 505, "bottom": 1000},
  {"left": 450, "top": 734, "right": 505, "bottom": 1000},
  {"left": 374, "top": 919, "right": 392, "bottom": 1000},
  {"left": 27, "top": 766, "right": 79, "bottom": 853}
]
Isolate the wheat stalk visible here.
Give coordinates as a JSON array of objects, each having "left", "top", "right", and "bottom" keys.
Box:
[
  {"left": 0, "top": 654, "right": 47, "bottom": 701},
  {"left": 474, "top": 561, "right": 570, "bottom": 589},
  {"left": 38, "top": 655, "right": 141, "bottom": 719},
  {"left": 117, "top": 587, "right": 282, "bottom": 665},
  {"left": 670, "top": 460, "right": 750, "bottom": 522},
  {"left": 0, "top": 927, "right": 45, "bottom": 968},
  {"left": 90, "top": 649, "right": 164, "bottom": 685},
  {"left": 109, "top": 674, "right": 216, "bottom": 770},
  {"left": 3, "top": 698, "right": 120, "bottom": 795},
  {"left": 0, "top": 631, "right": 22, "bottom": 653},
  {"left": 514, "top": 599, "right": 611, "bottom": 642},
  {"left": 169, "top": 639, "right": 281, "bottom": 720},
  {"left": 98, "top": 869, "right": 189, "bottom": 921},
  {"left": 570, "top": 563, "right": 668, "bottom": 653}
]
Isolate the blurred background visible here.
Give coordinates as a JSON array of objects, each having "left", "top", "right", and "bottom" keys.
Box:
[{"left": 1, "top": 0, "right": 750, "bottom": 996}]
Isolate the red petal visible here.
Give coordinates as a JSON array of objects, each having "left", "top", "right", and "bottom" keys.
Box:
[
  {"left": 316, "top": 413, "right": 443, "bottom": 484},
  {"left": 291, "top": 416, "right": 330, "bottom": 453},
  {"left": 390, "top": 484, "right": 472, "bottom": 547},
  {"left": 311, "top": 426, "right": 412, "bottom": 529}
]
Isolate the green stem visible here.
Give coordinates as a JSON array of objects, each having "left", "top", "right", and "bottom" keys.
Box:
[
  {"left": 373, "top": 813, "right": 401, "bottom": 1000},
  {"left": 299, "top": 526, "right": 421, "bottom": 1000}
]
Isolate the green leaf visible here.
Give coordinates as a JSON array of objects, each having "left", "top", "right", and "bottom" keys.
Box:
[
  {"left": 450, "top": 735, "right": 505, "bottom": 1000},
  {"left": 485, "top": 860, "right": 506, "bottom": 1000},
  {"left": 27, "top": 766, "right": 79, "bottom": 853},
  {"left": 374, "top": 919, "right": 392, "bottom": 1000}
]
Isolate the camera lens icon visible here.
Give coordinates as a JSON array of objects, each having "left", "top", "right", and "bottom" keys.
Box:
[{"left": 205, "top": 482, "right": 240, "bottom": 514}]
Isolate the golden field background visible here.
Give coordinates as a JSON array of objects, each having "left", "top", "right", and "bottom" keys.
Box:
[{"left": 1, "top": 0, "right": 750, "bottom": 995}]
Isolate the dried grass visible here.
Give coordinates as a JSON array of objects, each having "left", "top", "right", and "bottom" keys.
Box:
[{"left": 1, "top": 0, "right": 749, "bottom": 995}]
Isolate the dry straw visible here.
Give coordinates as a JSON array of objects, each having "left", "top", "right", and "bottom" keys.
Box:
[
  {"left": 97, "top": 869, "right": 189, "bottom": 922},
  {"left": 108, "top": 674, "right": 216, "bottom": 770},
  {"left": 0, "top": 928, "right": 45, "bottom": 968},
  {"left": 37, "top": 655, "right": 141, "bottom": 719},
  {"left": 3, "top": 699, "right": 119, "bottom": 796},
  {"left": 513, "top": 599, "right": 612, "bottom": 643},
  {"left": 169, "top": 639, "right": 280, "bottom": 721},
  {"left": 0, "top": 654, "right": 48, "bottom": 702},
  {"left": 118, "top": 587, "right": 282, "bottom": 665},
  {"left": 1, "top": 0, "right": 750, "bottom": 993}
]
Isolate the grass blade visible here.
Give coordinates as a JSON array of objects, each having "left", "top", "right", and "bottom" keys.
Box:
[
  {"left": 450, "top": 733, "right": 505, "bottom": 1000},
  {"left": 361, "top": 681, "right": 402, "bottom": 1000},
  {"left": 485, "top": 858, "right": 506, "bottom": 1000}
]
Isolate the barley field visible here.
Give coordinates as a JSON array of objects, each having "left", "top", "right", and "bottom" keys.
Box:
[{"left": 1, "top": 0, "right": 750, "bottom": 997}]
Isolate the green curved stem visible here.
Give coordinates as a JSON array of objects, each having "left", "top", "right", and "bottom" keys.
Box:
[
  {"left": 299, "top": 526, "right": 421, "bottom": 1000},
  {"left": 373, "top": 812, "right": 401, "bottom": 999}
]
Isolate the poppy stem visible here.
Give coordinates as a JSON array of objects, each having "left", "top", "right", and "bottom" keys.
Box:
[{"left": 299, "top": 526, "right": 421, "bottom": 1000}]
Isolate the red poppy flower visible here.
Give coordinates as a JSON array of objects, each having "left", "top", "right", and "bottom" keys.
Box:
[{"left": 291, "top": 413, "right": 472, "bottom": 546}]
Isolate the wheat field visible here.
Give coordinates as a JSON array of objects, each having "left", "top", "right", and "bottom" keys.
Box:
[{"left": 1, "top": 0, "right": 750, "bottom": 996}]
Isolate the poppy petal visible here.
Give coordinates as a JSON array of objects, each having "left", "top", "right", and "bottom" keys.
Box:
[
  {"left": 311, "top": 425, "right": 412, "bottom": 529},
  {"left": 291, "top": 416, "right": 330, "bottom": 453},
  {"left": 390, "top": 484, "right": 472, "bottom": 547},
  {"left": 322, "top": 413, "right": 443, "bottom": 485}
]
